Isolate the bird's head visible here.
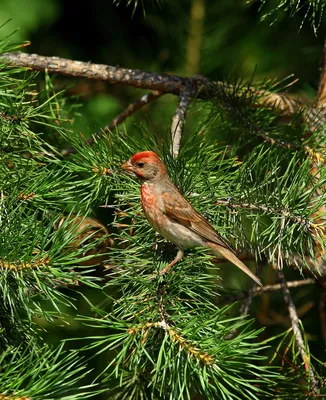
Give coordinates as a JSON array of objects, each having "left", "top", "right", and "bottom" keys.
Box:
[{"left": 121, "top": 151, "right": 167, "bottom": 181}]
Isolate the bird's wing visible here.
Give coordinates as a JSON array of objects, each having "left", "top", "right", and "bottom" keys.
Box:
[{"left": 162, "top": 191, "right": 233, "bottom": 251}]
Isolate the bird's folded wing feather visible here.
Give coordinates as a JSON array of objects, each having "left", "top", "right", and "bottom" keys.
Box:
[{"left": 162, "top": 191, "right": 233, "bottom": 251}]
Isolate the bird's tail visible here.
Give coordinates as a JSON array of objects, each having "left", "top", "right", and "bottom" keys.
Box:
[{"left": 206, "top": 242, "right": 262, "bottom": 286}]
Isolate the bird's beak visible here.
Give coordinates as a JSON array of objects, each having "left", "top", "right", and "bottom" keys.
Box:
[{"left": 121, "top": 159, "right": 134, "bottom": 172}]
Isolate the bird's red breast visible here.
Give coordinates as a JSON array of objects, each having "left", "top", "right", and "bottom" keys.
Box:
[
  {"left": 141, "top": 184, "right": 156, "bottom": 210},
  {"left": 141, "top": 183, "right": 163, "bottom": 232}
]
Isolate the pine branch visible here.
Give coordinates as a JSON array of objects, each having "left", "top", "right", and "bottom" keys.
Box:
[
  {"left": 214, "top": 198, "right": 324, "bottom": 237},
  {"left": 259, "top": 0, "right": 325, "bottom": 33},
  {"left": 0, "top": 254, "right": 50, "bottom": 270},
  {"left": 116, "top": 280, "right": 216, "bottom": 367},
  {"left": 240, "top": 261, "right": 264, "bottom": 316},
  {"left": 277, "top": 270, "right": 319, "bottom": 395},
  {"left": 259, "top": 132, "right": 326, "bottom": 165},
  {"left": 83, "top": 274, "right": 283, "bottom": 399},
  {"left": 318, "top": 277, "right": 326, "bottom": 346},
  {"left": 225, "top": 278, "right": 316, "bottom": 302},
  {"left": 155, "top": 281, "right": 214, "bottom": 363},
  {"left": 0, "top": 394, "right": 31, "bottom": 399},
  {"left": 0, "top": 343, "right": 97, "bottom": 399},
  {"left": 2, "top": 52, "right": 311, "bottom": 118},
  {"left": 5, "top": 51, "right": 326, "bottom": 167}
]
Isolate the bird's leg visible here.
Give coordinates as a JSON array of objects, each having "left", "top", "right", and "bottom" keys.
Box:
[{"left": 160, "top": 248, "right": 184, "bottom": 275}]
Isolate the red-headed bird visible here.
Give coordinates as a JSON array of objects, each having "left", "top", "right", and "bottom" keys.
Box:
[{"left": 121, "top": 151, "right": 261, "bottom": 286}]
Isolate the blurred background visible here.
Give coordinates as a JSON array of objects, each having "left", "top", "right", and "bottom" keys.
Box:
[{"left": 2, "top": 0, "right": 326, "bottom": 395}]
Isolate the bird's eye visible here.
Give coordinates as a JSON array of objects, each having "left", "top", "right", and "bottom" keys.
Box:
[{"left": 136, "top": 162, "right": 144, "bottom": 168}]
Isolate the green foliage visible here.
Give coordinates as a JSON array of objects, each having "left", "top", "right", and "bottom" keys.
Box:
[
  {"left": 259, "top": 0, "right": 325, "bottom": 33},
  {"left": 0, "top": 45, "right": 107, "bottom": 397},
  {"left": 80, "top": 266, "right": 282, "bottom": 399},
  {"left": 0, "top": 343, "right": 97, "bottom": 399}
]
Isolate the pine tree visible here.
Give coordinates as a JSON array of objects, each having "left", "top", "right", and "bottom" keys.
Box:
[{"left": 1, "top": 1, "right": 326, "bottom": 399}]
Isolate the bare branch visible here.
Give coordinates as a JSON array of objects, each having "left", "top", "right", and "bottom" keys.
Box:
[
  {"left": 240, "top": 261, "right": 264, "bottom": 316},
  {"left": 277, "top": 270, "right": 319, "bottom": 394},
  {"left": 61, "top": 90, "right": 163, "bottom": 156},
  {"left": 171, "top": 86, "right": 192, "bottom": 158},
  {"left": 316, "top": 37, "right": 326, "bottom": 111},
  {"left": 2, "top": 52, "right": 307, "bottom": 118},
  {"left": 1, "top": 52, "right": 190, "bottom": 95},
  {"left": 225, "top": 278, "right": 316, "bottom": 303},
  {"left": 318, "top": 278, "right": 326, "bottom": 346}
]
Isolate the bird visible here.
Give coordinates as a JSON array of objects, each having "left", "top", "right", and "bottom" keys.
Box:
[{"left": 121, "top": 151, "right": 262, "bottom": 286}]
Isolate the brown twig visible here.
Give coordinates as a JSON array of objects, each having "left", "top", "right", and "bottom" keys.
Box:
[
  {"left": 225, "top": 278, "right": 316, "bottom": 303},
  {"left": 233, "top": 109, "right": 326, "bottom": 163},
  {"left": 277, "top": 270, "right": 319, "bottom": 395},
  {"left": 316, "top": 37, "right": 326, "bottom": 111},
  {"left": 171, "top": 85, "right": 192, "bottom": 158},
  {"left": 240, "top": 261, "right": 264, "bottom": 316},
  {"left": 223, "top": 261, "right": 264, "bottom": 340},
  {"left": 302, "top": 40, "right": 326, "bottom": 271},
  {"left": 259, "top": 131, "right": 326, "bottom": 164},
  {"left": 214, "top": 199, "right": 325, "bottom": 237},
  {"left": 61, "top": 90, "right": 163, "bottom": 156},
  {"left": 318, "top": 277, "right": 326, "bottom": 346},
  {"left": 157, "top": 281, "right": 169, "bottom": 330}
]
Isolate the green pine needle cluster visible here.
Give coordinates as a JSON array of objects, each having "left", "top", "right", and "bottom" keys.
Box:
[
  {"left": 259, "top": 0, "right": 325, "bottom": 33},
  {"left": 0, "top": 343, "right": 97, "bottom": 399}
]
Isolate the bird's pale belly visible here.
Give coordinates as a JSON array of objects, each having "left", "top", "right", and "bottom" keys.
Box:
[
  {"left": 157, "top": 217, "right": 203, "bottom": 248},
  {"left": 141, "top": 184, "right": 203, "bottom": 249}
]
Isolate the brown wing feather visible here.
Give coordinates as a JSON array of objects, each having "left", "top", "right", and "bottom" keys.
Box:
[{"left": 161, "top": 191, "right": 233, "bottom": 251}]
